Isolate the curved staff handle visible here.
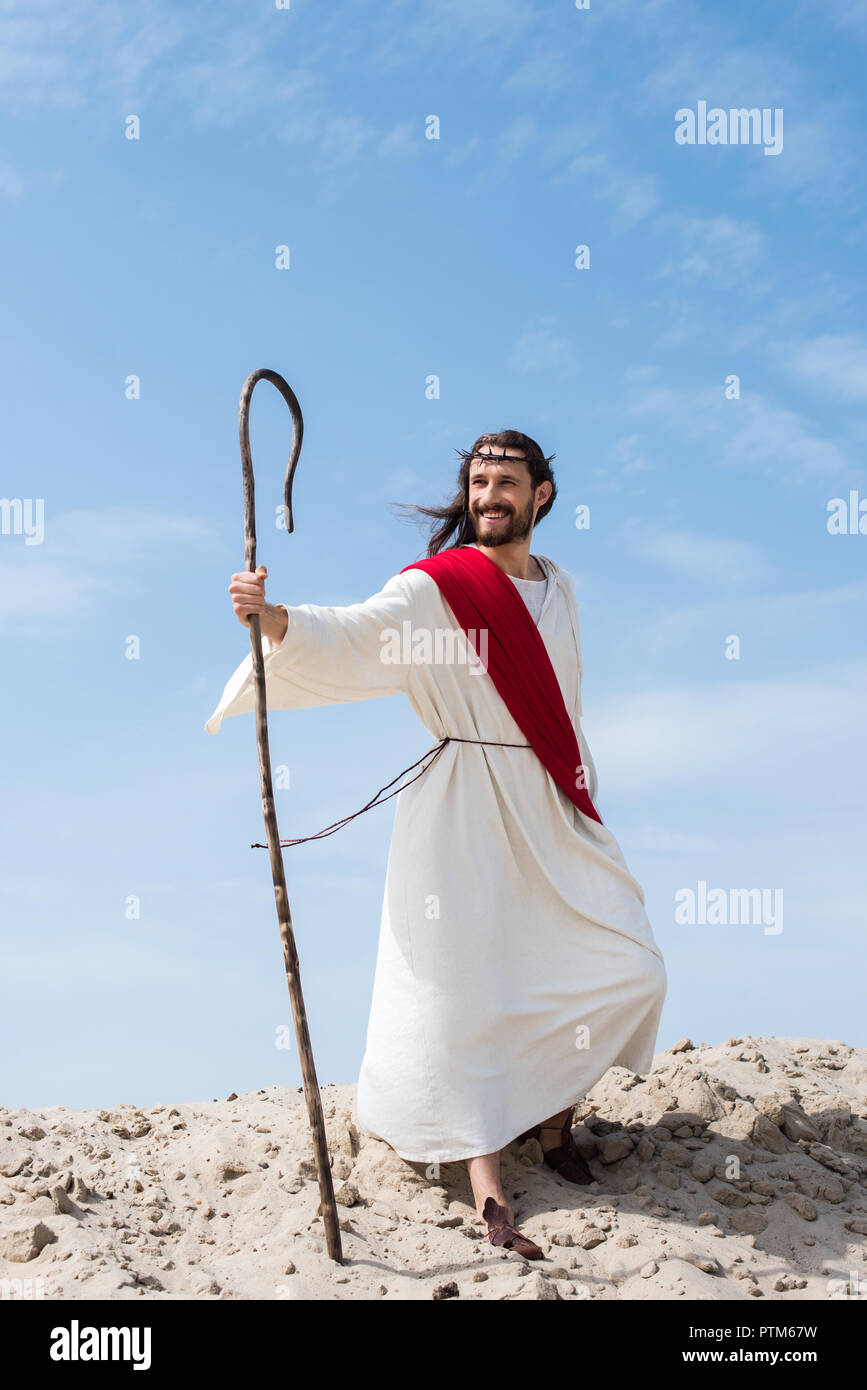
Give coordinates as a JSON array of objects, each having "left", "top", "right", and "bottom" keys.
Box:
[
  {"left": 240, "top": 367, "right": 304, "bottom": 565},
  {"left": 238, "top": 368, "right": 342, "bottom": 1265}
]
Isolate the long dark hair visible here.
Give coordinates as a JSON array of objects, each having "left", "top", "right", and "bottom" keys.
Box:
[{"left": 394, "top": 430, "right": 557, "bottom": 558}]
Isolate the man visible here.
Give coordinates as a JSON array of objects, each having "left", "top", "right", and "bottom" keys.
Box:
[{"left": 206, "top": 431, "right": 667, "bottom": 1261}]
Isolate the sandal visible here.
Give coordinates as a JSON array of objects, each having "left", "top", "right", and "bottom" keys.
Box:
[
  {"left": 482, "top": 1196, "right": 543, "bottom": 1260},
  {"left": 539, "top": 1112, "right": 596, "bottom": 1186}
]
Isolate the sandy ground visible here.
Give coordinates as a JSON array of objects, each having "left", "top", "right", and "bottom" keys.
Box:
[{"left": 2, "top": 1034, "right": 866, "bottom": 1301}]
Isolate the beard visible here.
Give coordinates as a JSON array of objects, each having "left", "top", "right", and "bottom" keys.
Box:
[{"left": 470, "top": 496, "right": 535, "bottom": 547}]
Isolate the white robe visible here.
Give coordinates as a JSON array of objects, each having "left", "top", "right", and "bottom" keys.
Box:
[{"left": 205, "top": 551, "right": 667, "bottom": 1162}]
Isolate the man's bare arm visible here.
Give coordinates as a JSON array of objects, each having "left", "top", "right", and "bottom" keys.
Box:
[{"left": 228, "top": 566, "right": 289, "bottom": 647}]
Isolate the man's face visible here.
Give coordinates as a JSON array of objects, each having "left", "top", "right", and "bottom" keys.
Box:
[{"left": 468, "top": 447, "right": 543, "bottom": 547}]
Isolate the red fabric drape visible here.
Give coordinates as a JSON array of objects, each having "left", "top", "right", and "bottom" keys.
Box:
[{"left": 401, "top": 545, "right": 602, "bottom": 824}]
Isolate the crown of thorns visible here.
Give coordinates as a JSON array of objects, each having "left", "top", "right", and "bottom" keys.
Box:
[{"left": 455, "top": 445, "right": 557, "bottom": 468}]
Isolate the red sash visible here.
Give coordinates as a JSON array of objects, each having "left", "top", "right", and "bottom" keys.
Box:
[{"left": 400, "top": 545, "right": 602, "bottom": 824}]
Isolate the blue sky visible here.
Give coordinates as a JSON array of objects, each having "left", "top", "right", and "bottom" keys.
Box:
[{"left": 1, "top": 0, "right": 865, "bottom": 1111}]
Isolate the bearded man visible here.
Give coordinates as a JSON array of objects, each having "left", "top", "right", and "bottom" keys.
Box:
[{"left": 206, "top": 431, "right": 667, "bottom": 1261}]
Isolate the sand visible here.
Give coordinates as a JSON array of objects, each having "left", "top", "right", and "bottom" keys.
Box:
[{"left": 2, "top": 1034, "right": 866, "bottom": 1301}]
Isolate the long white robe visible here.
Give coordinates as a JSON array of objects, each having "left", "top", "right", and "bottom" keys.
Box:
[{"left": 205, "top": 551, "right": 667, "bottom": 1162}]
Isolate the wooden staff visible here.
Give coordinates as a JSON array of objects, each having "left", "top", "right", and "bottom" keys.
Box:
[{"left": 238, "top": 368, "right": 342, "bottom": 1264}]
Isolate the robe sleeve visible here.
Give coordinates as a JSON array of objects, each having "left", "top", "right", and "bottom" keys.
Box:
[{"left": 204, "top": 570, "right": 419, "bottom": 734}]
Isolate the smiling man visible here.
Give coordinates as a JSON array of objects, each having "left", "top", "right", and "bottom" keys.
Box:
[{"left": 206, "top": 430, "right": 667, "bottom": 1261}]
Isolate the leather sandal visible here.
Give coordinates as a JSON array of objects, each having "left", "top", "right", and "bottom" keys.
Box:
[
  {"left": 482, "top": 1196, "right": 543, "bottom": 1260},
  {"left": 539, "top": 1113, "right": 596, "bottom": 1186}
]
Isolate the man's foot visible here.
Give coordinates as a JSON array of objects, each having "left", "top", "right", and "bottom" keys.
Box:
[
  {"left": 476, "top": 1192, "right": 514, "bottom": 1226},
  {"left": 482, "top": 1196, "right": 543, "bottom": 1260},
  {"left": 539, "top": 1111, "right": 596, "bottom": 1186}
]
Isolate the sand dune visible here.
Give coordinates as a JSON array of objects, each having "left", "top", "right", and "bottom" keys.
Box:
[{"left": 2, "top": 1035, "right": 866, "bottom": 1300}]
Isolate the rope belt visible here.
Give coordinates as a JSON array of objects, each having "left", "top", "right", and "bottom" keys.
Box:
[{"left": 251, "top": 736, "right": 533, "bottom": 849}]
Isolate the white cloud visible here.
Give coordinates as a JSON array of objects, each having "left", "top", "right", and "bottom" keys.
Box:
[
  {"left": 588, "top": 658, "right": 867, "bottom": 795},
  {"left": 632, "top": 578, "right": 867, "bottom": 652},
  {"left": 790, "top": 333, "right": 867, "bottom": 402},
  {"left": 626, "top": 525, "right": 776, "bottom": 589},
  {"left": 629, "top": 382, "right": 851, "bottom": 483},
  {"left": 831, "top": 0, "right": 867, "bottom": 40},
  {"left": 507, "top": 316, "right": 577, "bottom": 376},
  {"left": 719, "top": 394, "right": 850, "bottom": 481},
  {"left": 612, "top": 434, "right": 651, "bottom": 474},
  {"left": 654, "top": 213, "right": 765, "bottom": 286},
  {"left": 641, "top": 31, "right": 857, "bottom": 203},
  {"left": 565, "top": 150, "right": 661, "bottom": 228},
  {"left": 0, "top": 507, "right": 218, "bottom": 621},
  {"left": 496, "top": 116, "right": 540, "bottom": 166},
  {"left": 0, "top": 157, "right": 23, "bottom": 200}
]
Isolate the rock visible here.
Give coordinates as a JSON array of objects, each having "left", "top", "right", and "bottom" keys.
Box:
[
  {"left": 191, "top": 1275, "right": 222, "bottom": 1296},
  {"left": 806, "top": 1143, "right": 852, "bottom": 1176},
  {"left": 660, "top": 1143, "right": 691, "bottom": 1168},
  {"left": 671, "top": 1079, "right": 727, "bottom": 1122},
  {"left": 795, "top": 1174, "right": 845, "bottom": 1204},
  {"left": 213, "top": 1156, "right": 251, "bottom": 1184},
  {"left": 17, "top": 1125, "right": 47, "bottom": 1141},
  {"left": 0, "top": 1219, "right": 57, "bottom": 1262},
  {"left": 668, "top": 1039, "right": 694, "bottom": 1054},
  {"left": 714, "top": 1102, "right": 760, "bottom": 1143},
  {"left": 784, "top": 1193, "right": 818, "bottom": 1221},
  {"left": 0, "top": 1156, "right": 29, "bottom": 1179},
  {"left": 691, "top": 1158, "right": 715, "bottom": 1183},
  {"left": 50, "top": 1186, "right": 84, "bottom": 1218},
  {"left": 432, "top": 1281, "right": 459, "bottom": 1300},
  {"left": 752, "top": 1093, "right": 790, "bottom": 1126},
  {"left": 839, "top": 1119, "right": 867, "bottom": 1156},
  {"left": 103, "top": 1112, "right": 152, "bottom": 1140},
  {"left": 780, "top": 1105, "right": 822, "bottom": 1144},
  {"left": 640, "top": 1260, "right": 658, "bottom": 1277},
  {"left": 804, "top": 1100, "right": 851, "bottom": 1130},
  {"left": 597, "top": 1133, "right": 634, "bottom": 1164},
  {"left": 656, "top": 1110, "right": 711, "bottom": 1131},
  {"left": 839, "top": 1057, "right": 867, "bottom": 1091},
  {"left": 517, "top": 1138, "right": 543, "bottom": 1165},
  {"left": 550, "top": 1230, "right": 574, "bottom": 1246},
  {"left": 824, "top": 1120, "right": 851, "bottom": 1151},
  {"left": 729, "top": 1208, "right": 768, "bottom": 1235},
  {"left": 706, "top": 1180, "right": 750, "bottom": 1209},
  {"left": 71, "top": 1176, "right": 93, "bottom": 1203},
  {"left": 334, "top": 1182, "right": 360, "bottom": 1208},
  {"left": 751, "top": 1114, "right": 789, "bottom": 1154},
  {"left": 577, "top": 1228, "right": 607, "bottom": 1249},
  {"left": 508, "top": 1272, "right": 560, "bottom": 1300}
]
